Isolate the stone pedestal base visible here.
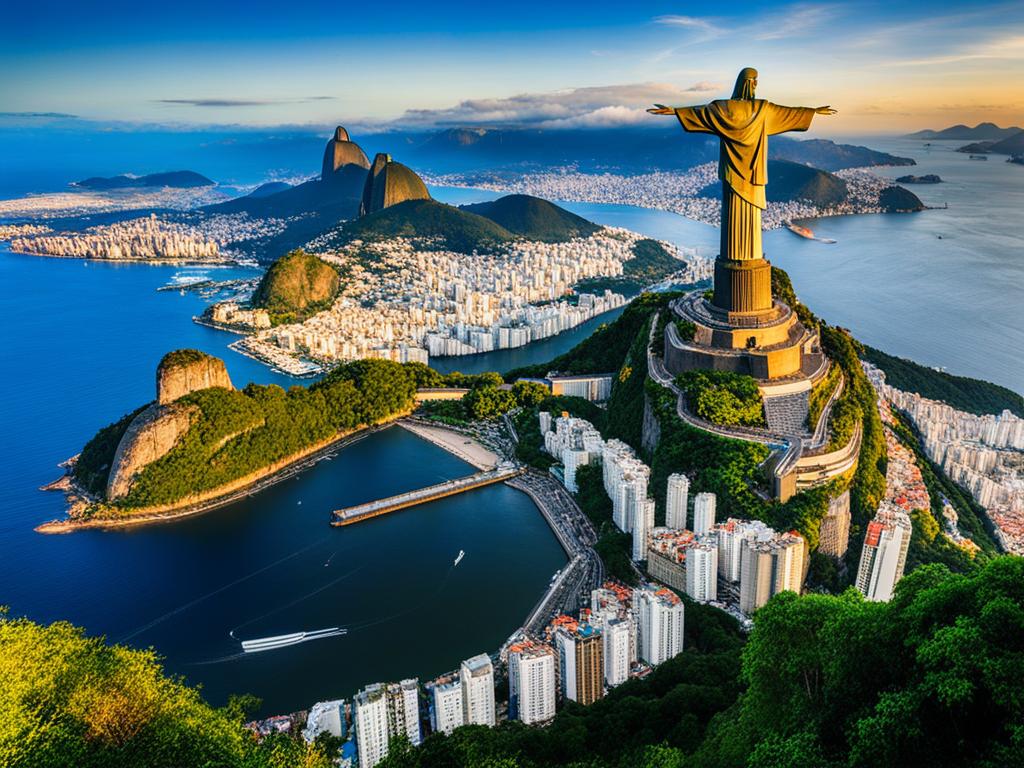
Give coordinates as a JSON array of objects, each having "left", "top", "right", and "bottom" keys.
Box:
[{"left": 712, "top": 257, "right": 774, "bottom": 315}]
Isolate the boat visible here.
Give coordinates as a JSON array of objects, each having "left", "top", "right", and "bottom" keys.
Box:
[
  {"left": 454, "top": 550, "right": 465, "bottom": 566},
  {"left": 785, "top": 221, "right": 837, "bottom": 244},
  {"left": 969, "top": 154, "right": 989, "bottom": 161},
  {"left": 239, "top": 627, "right": 346, "bottom": 653}
]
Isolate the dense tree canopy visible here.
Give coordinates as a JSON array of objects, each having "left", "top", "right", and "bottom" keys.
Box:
[
  {"left": 0, "top": 611, "right": 333, "bottom": 768},
  {"left": 675, "top": 370, "right": 766, "bottom": 428}
]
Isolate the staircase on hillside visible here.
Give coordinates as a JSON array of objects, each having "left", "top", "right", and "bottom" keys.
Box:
[{"left": 763, "top": 391, "right": 811, "bottom": 437}]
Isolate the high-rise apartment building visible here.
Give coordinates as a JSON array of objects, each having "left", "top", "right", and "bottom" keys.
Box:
[
  {"left": 354, "top": 683, "right": 390, "bottom": 768},
  {"left": 632, "top": 497, "right": 655, "bottom": 561},
  {"left": 856, "top": 505, "right": 912, "bottom": 602},
  {"left": 819, "top": 490, "right": 852, "bottom": 558},
  {"left": 685, "top": 539, "right": 719, "bottom": 602},
  {"left": 693, "top": 492, "right": 717, "bottom": 535},
  {"left": 634, "top": 586, "right": 685, "bottom": 666},
  {"left": 428, "top": 679, "right": 464, "bottom": 736},
  {"left": 555, "top": 625, "right": 604, "bottom": 705},
  {"left": 602, "top": 617, "right": 632, "bottom": 687},
  {"left": 738, "top": 530, "right": 806, "bottom": 614},
  {"left": 385, "top": 678, "right": 420, "bottom": 747},
  {"left": 666, "top": 473, "right": 690, "bottom": 530},
  {"left": 508, "top": 642, "right": 557, "bottom": 725},
  {"left": 460, "top": 653, "right": 496, "bottom": 727}
]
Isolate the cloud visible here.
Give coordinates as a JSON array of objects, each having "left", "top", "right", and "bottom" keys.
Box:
[
  {"left": 394, "top": 82, "right": 724, "bottom": 129},
  {"left": 0, "top": 111, "right": 78, "bottom": 118},
  {"left": 653, "top": 15, "right": 721, "bottom": 33},
  {"left": 884, "top": 33, "right": 1024, "bottom": 67},
  {"left": 157, "top": 96, "right": 337, "bottom": 108},
  {"left": 653, "top": 3, "right": 837, "bottom": 45}
]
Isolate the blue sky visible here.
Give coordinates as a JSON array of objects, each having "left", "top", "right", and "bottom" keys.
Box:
[{"left": 2, "top": 1, "right": 1022, "bottom": 132}]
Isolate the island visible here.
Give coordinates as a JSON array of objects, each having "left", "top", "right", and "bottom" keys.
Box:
[
  {"left": 896, "top": 174, "right": 943, "bottom": 184},
  {"left": 72, "top": 170, "right": 214, "bottom": 190}
]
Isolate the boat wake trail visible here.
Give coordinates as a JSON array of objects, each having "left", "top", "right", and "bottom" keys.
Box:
[{"left": 118, "top": 536, "right": 333, "bottom": 643}]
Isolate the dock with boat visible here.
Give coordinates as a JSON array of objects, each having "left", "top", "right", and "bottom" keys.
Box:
[{"left": 331, "top": 464, "right": 524, "bottom": 527}]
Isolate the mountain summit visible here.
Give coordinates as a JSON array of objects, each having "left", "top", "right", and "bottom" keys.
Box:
[{"left": 359, "top": 153, "right": 431, "bottom": 216}]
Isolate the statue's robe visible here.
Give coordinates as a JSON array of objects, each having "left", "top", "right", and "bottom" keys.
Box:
[{"left": 675, "top": 100, "right": 816, "bottom": 262}]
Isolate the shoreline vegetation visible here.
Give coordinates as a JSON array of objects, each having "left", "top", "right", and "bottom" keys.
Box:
[{"left": 36, "top": 422, "right": 398, "bottom": 534}]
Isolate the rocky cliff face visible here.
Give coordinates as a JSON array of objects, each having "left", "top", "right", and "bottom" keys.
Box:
[
  {"left": 106, "top": 402, "right": 197, "bottom": 500},
  {"left": 157, "top": 350, "right": 233, "bottom": 405}
]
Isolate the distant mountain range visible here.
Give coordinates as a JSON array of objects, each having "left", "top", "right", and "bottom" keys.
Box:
[
  {"left": 905, "top": 123, "right": 1023, "bottom": 141},
  {"left": 73, "top": 170, "right": 214, "bottom": 190},
  {"left": 370, "top": 126, "right": 914, "bottom": 175}
]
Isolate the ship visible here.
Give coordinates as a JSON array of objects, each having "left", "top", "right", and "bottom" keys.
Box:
[
  {"left": 454, "top": 550, "right": 465, "bottom": 566},
  {"left": 240, "top": 627, "right": 346, "bottom": 653},
  {"left": 969, "top": 154, "right": 989, "bottom": 161},
  {"left": 785, "top": 221, "right": 837, "bottom": 244}
]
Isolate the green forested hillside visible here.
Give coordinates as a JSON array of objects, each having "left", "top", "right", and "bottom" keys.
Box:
[
  {"left": 461, "top": 194, "right": 600, "bottom": 242},
  {"left": 82, "top": 359, "right": 418, "bottom": 512},
  {"left": 252, "top": 248, "right": 340, "bottom": 324},
  {"left": 337, "top": 198, "right": 515, "bottom": 253},
  {"left": 861, "top": 345, "right": 1023, "bottom": 416}
]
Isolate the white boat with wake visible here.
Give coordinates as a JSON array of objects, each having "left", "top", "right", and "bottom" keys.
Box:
[
  {"left": 239, "top": 627, "right": 347, "bottom": 653},
  {"left": 454, "top": 549, "right": 465, "bottom": 566}
]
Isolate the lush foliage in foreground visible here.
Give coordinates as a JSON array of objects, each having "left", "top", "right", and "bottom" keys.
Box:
[{"left": 0, "top": 611, "right": 333, "bottom": 768}]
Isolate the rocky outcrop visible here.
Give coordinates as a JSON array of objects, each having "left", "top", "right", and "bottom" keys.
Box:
[
  {"left": 106, "top": 402, "right": 197, "bottom": 500},
  {"left": 359, "top": 153, "right": 431, "bottom": 216},
  {"left": 156, "top": 350, "right": 232, "bottom": 405},
  {"left": 321, "top": 125, "right": 371, "bottom": 182}
]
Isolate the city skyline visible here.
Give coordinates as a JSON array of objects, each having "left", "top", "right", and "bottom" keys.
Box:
[{"left": 3, "top": 1, "right": 1022, "bottom": 133}]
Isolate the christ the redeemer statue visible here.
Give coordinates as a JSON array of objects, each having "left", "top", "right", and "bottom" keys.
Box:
[{"left": 649, "top": 68, "right": 836, "bottom": 263}]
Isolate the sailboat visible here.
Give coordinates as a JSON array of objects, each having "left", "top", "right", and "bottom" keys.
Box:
[{"left": 454, "top": 550, "right": 465, "bottom": 566}]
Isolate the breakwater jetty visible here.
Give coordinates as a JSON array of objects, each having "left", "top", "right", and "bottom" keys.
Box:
[{"left": 331, "top": 464, "right": 525, "bottom": 527}]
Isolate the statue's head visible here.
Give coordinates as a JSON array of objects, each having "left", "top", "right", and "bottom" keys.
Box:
[{"left": 732, "top": 67, "right": 758, "bottom": 100}]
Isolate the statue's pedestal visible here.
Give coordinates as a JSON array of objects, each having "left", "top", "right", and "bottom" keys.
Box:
[{"left": 664, "top": 291, "right": 823, "bottom": 383}]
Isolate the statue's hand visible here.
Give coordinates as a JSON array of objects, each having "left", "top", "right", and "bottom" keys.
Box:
[
  {"left": 815, "top": 106, "right": 838, "bottom": 115},
  {"left": 647, "top": 104, "right": 674, "bottom": 115}
]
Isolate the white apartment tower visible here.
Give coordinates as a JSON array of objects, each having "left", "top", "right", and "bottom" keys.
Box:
[
  {"left": 429, "top": 680, "right": 464, "bottom": 736},
  {"left": 666, "top": 473, "right": 690, "bottom": 530},
  {"left": 634, "top": 586, "right": 685, "bottom": 666},
  {"left": 460, "top": 653, "right": 496, "bottom": 727},
  {"left": 354, "top": 683, "right": 390, "bottom": 768},
  {"left": 508, "top": 643, "right": 557, "bottom": 725},
  {"left": 632, "top": 498, "right": 655, "bottom": 562},
  {"left": 602, "top": 618, "right": 632, "bottom": 687},
  {"left": 685, "top": 540, "right": 719, "bottom": 602},
  {"left": 856, "top": 505, "right": 913, "bottom": 602},
  {"left": 692, "top": 492, "right": 717, "bottom": 535}
]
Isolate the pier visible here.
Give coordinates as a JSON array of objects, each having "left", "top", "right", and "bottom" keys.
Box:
[{"left": 331, "top": 464, "right": 524, "bottom": 526}]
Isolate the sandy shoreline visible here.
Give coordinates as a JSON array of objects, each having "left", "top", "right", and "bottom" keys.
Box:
[{"left": 398, "top": 419, "right": 499, "bottom": 470}]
